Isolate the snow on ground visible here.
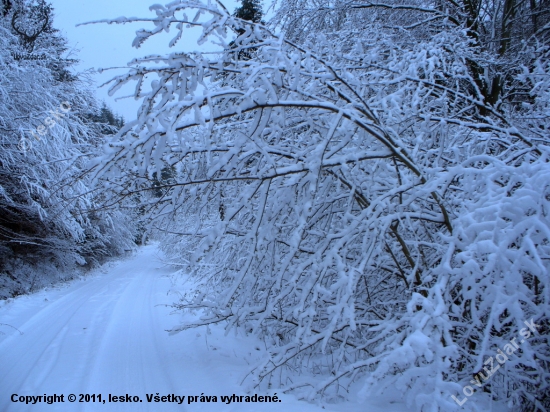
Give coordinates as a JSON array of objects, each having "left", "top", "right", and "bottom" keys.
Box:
[{"left": 0, "top": 244, "right": 411, "bottom": 412}]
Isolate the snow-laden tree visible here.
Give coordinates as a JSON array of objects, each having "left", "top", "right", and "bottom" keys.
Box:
[
  {"left": 0, "top": 1, "right": 136, "bottom": 296},
  {"left": 92, "top": 0, "right": 549, "bottom": 409}
]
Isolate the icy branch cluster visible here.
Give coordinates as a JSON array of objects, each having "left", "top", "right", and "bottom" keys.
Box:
[{"left": 94, "top": 0, "right": 549, "bottom": 409}]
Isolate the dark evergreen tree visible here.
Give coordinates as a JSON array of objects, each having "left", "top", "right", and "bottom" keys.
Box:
[
  {"left": 230, "top": 0, "right": 263, "bottom": 60},
  {"left": 234, "top": 0, "right": 262, "bottom": 23},
  {"left": 84, "top": 102, "right": 125, "bottom": 135}
]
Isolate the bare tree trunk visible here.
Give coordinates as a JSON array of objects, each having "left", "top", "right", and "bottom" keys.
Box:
[{"left": 499, "top": 0, "right": 516, "bottom": 55}]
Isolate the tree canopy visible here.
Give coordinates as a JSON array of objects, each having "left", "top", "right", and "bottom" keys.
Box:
[{"left": 91, "top": 0, "right": 549, "bottom": 409}]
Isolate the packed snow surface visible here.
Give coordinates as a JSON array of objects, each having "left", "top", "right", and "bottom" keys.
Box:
[{"left": 0, "top": 244, "right": 409, "bottom": 412}]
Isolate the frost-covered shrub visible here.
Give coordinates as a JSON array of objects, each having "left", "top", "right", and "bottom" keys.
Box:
[{"left": 93, "top": 0, "right": 549, "bottom": 410}]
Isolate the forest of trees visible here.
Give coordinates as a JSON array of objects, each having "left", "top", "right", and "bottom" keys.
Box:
[
  {"left": 0, "top": 0, "right": 135, "bottom": 297},
  {"left": 1, "top": 0, "right": 549, "bottom": 410}
]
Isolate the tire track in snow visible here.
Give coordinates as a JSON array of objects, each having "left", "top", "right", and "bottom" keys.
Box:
[
  {"left": 0, "top": 244, "right": 400, "bottom": 412},
  {"left": 82, "top": 251, "right": 178, "bottom": 411},
  {"left": 0, "top": 271, "right": 131, "bottom": 401},
  {"left": 0, "top": 245, "right": 179, "bottom": 412}
]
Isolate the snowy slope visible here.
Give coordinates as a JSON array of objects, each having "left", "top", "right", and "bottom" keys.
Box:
[{"left": 0, "top": 244, "right": 410, "bottom": 412}]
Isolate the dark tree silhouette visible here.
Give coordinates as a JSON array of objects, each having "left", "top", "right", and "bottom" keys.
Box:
[{"left": 234, "top": 0, "right": 262, "bottom": 23}]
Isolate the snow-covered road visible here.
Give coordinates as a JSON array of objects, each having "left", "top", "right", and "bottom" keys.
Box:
[{"left": 0, "top": 244, "right": 406, "bottom": 412}]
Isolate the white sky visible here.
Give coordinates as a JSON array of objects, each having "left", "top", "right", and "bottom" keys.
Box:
[{"left": 48, "top": 0, "right": 240, "bottom": 121}]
